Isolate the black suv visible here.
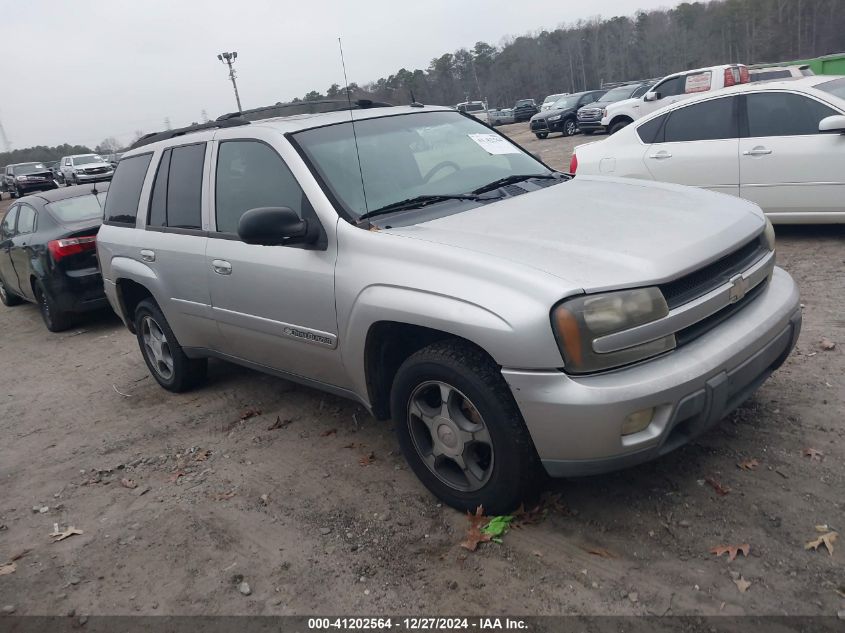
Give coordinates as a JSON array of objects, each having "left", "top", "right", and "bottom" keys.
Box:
[
  {"left": 512, "top": 99, "right": 539, "bottom": 122},
  {"left": 576, "top": 82, "right": 654, "bottom": 135},
  {"left": 528, "top": 90, "right": 606, "bottom": 139},
  {"left": 2, "top": 163, "right": 58, "bottom": 198}
]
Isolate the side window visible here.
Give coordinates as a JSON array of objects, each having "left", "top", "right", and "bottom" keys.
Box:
[
  {"left": 663, "top": 97, "right": 737, "bottom": 142},
  {"left": 637, "top": 114, "right": 668, "bottom": 143},
  {"left": 16, "top": 205, "right": 36, "bottom": 234},
  {"left": 1, "top": 206, "right": 18, "bottom": 238},
  {"left": 746, "top": 92, "right": 838, "bottom": 137},
  {"left": 215, "top": 141, "right": 305, "bottom": 234},
  {"left": 632, "top": 84, "right": 650, "bottom": 98},
  {"left": 655, "top": 76, "right": 685, "bottom": 98},
  {"left": 147, "top": 149, "right": 172, "bottom": 228},
  {"left": 104, "top": 153, "right": 153, "bottom": 225},
  {"left": 64, "top": 158, "right": 71, "bottom": 166},
  {"left": 164, "top": 144, "right": 205, "bottom": 229}
]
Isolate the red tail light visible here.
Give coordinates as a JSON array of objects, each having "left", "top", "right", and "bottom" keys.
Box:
[
  {"left": 569, "top": 153, "right": 578, "bottom": 174},
  {"left": 48, "top": 235, "right": 97, "bottom": 262},
  {"left": 724, "top": 68, "right": 737, "bottom": 87},
  {"left": 739, "top": 66, "right": 750, "bottom": 83}
]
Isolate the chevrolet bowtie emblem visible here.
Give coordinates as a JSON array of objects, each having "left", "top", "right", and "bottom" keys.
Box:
[{"left": 729, "top": 274, "right": 749, "bottom": 303}]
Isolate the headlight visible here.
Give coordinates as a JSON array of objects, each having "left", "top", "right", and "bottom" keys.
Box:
[
  {"left": 602, "top": 108, "right": 608, "bottom": 118},
  {"left": 552, "top": 287, "right": 675, "bottom": 374},
  {"left": 762, "top": 217, "right": 775, "bottom": 251},
  {"left": 548, "top": 114, "right": 562, "bottom": 122}
]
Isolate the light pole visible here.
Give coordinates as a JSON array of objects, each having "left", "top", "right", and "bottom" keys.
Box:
[{"left": 217, "top": 51, "right": 243, "bottom": 113}]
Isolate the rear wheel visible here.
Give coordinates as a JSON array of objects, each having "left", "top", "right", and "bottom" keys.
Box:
[
  {"left": 35, "top": 282, "right": 73, "bottom": 332},
  {"left": 391, "top": 340, "right": 543, "bottom": 514},
  {"left": 134, "top": 298, "right": 207, "bottom": 392},
  {"left": 535, "top": 132, "right": 548, "bottom": 140},
  {"left": 0, "top": 277, "right": 23, "bottom": 306}
]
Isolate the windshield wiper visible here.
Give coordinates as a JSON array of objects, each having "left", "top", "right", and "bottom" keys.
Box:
[
  {"left": 470, "top": 173, "right": 558, "bottom": 195},
  {"left": 357, "top": 194, "right": 488, "bottom": 222}
]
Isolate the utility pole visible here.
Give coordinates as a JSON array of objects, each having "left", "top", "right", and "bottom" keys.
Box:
[{"left": 217, "top": 51, "right": 243, "bottom": 113}]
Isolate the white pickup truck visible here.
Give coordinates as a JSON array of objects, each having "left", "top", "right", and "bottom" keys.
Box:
[{"left": 601, "top": 64, "right": 749, "bottom": 135}]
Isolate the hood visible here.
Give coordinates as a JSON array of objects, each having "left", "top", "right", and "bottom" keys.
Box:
[
  {"left": 384, "top": 176, "right": 765, "bottom": 293},
  {"left": 604, "top": 96, "right": 641, "bottom": 114},
  {"left": 531, "top": 107, "right": 574, "bottom": 122}
]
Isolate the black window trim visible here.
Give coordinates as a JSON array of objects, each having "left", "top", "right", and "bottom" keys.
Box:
[
  {"left": 143, "top": 141, "right": 207, "bottom": 234},
  {"left": 209, "top": 136, "right": 327, "bottom": 250},
  {"left": 739, "top": 89, "right": 843, "bottom": 138},
  {"left": 102, "top": 150, "right": 154, "bottom": 228}
]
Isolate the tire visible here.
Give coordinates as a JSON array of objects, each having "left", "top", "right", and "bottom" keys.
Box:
[
  {"left": 535, "top": 132, "right": 548, "bottom": 140},
  {"left": 35, "top": 282, "right": 74, "bottom": 332},
  {"left": 134, "top": 298, "right": 207, "bottom": 392},
  {"left": 390, "top": 339, "right": 543, "bottom": 514},
  {"left": 609, "top": 120, "right": 631, "bottom": 135},
  {"left": 562, "top": 118, "right": 578, "bottom": 137},
  {"left": 0, "top": 276, "right": 23, "bottom": 306}
]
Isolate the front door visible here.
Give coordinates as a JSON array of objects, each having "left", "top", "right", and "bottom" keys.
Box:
[
  {"left": 0, "top": 206, "right": 20, "bottom": 295},
  {"left": 739, "top": 91, "right": 845, "bottom": 217},
  {"left": 206, "top": 138, "right": 344, "bottom": 388},
  {"left": 9, "top": 203, "right": 37, "bottom": 300}
]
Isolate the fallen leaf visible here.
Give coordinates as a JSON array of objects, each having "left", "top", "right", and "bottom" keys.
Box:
[
  {"left": 0, "top": 562, "right": 16, "bottom": 576},
  {"left": 267, "top": 417, "right": 291, "bottom": 431},
  {"left": 805, "top": 531, "right": 837, "bottom": 556},
  {"left": 10, "top": 549, "right": 31, "bottom": 562},
  {"left": 737, "top": 458, "right": 759, "bottom": 471},
  {"left": 819, "top": 337, "right": 836, "bottom": 351},
  {"left": 705, "top": 475, "right": 731, "bottom": 496},
  {"left": 167, "top": 471, "right": 185, "bottom": 484},
  {"left": 194, "top": 449, "right": 211, "bottom": 462},
  {"left": 803, "top": 448, "right": 824, "bottom": 461},
  {"left": 585, "top": 546, "right": 617, "bottom": 559},
  {"left": 460, "top": 506, "right": 492, "bottom": 552},
  {"left": 358, "top": 452, "right": 375, "bottom": 466},
  {"left": 319, "top": 429, "right": 337, "bottom": 437},
  {"left": 733, "top": 576, "right": 752, "bottom": 593},
  {"left": 343, "top": 442, "right": 360, "bottom": 449},
  {"left": 240, "top": 409, "right": 261, "bottom": 420},
  {"left": 710, "top": 544, "right": 750, "bottom": 561},
  {"left": 120, "top": 478, "right": 137, "bottom": 489},
  {"left": 815, "top": 524, "right": 833, "bottom": 533},
  {"left": 49, "top": 525, "right": 83, "bottom": 542},
  {"left": 214, "top": 490, "right": 237, "bottom": 501}
]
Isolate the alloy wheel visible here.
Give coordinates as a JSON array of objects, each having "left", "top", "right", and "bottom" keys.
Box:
[
  {"left": 565, "top": 120, "right": 577, "bottom": 136},
  {"left": 407, "top": 381, "right": 494, "bottom": 492},
  {"left": 0, "top": 281, "right": 6, "bottom": 303},
  {"left": 141, "top": 316, "right": 175, "bottom": 381}
]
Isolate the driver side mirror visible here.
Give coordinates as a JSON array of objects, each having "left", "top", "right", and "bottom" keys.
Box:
[
  {"left": 819, "top": 115, "right": 845, "bottom": 134},
  {"left": 644, "top": 92, "right": 660, "bottom": 102},
  {"left": 237, "top": 207, "right": 318, "bottom": 246}
]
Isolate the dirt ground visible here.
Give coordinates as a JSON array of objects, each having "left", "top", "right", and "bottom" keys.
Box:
[{"left": 0, "top": 127, "right": 843, "bottom": 618}]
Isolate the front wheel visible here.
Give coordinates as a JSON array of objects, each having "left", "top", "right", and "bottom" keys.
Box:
[
  {"left": 535, "top": 132, "right": 548, "bottom": 140},
  {"left": 134, "top": 299, "right": 207, "bottom": 392},
  {"left": 609, "top": 120, "right": 631, "bottom": 135},
  {"left": 390, "top": 340, "right": 542, "bottom": 514},
  {"left": 562, "top": 118, "right": 578, "bottom": 137}
]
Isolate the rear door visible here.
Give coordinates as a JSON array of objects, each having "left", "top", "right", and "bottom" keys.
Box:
[
  {"left": 739, "top": 90, "right": 845, "bottom": 217},
  {"left": 9, "top": 204, "right": 38, "bottom": 300},
  {"left": 206, "top": 135, "right": 343, "bottom": 387},
  {"left": 0, "top": 206, "right": 20, "bottom": 294},
  {"left": 642, "top": 95, "right": 740, "bottom": 196}
]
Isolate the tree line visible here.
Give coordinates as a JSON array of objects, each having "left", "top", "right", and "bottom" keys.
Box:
[
  {"left": 297, "top": 0, "right": 845, "bottom": 108},
  {"left": 0, "top": 144, "right": 94, "bottom": 167}
]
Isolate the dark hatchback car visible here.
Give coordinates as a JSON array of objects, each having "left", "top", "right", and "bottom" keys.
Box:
[
  {"left": 528, "top": 90, "right": 606, "bottom": 138},
  {"left": 2, "top": 162, "right": 59, "bottom": 198},
  {"left": 576, "top": 81, "right": 654, "bottom": 135},
  {"left": 512, "top": 98, "right": 539, "bottom": 122},
  {"left": 0, "top": 184, "right": 109, "bottom": 331}
]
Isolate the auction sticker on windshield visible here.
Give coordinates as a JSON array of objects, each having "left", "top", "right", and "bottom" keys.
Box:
[{"left": 468, "top": 133, "right": 520, "bottom": 155}]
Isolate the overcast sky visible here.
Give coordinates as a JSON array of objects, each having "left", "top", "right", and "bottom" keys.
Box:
[{"left": 3, "top": 0, "right": 675, "bottom": 150}]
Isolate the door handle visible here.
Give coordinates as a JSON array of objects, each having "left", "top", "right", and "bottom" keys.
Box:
[
  {"left": 743, "top": 148, "right": 772, "bottom": 156},
  {"left": 649, "top": 151, "right": 672, "bottom": 159},
  {"left": 212, "top": 259, "right": 232, "bottom": 275},
  {"left": 139, "top": 249, "right": 155, "bottom": 262}
]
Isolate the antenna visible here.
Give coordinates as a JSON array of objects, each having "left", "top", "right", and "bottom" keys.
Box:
[{"left": 338, "top": 37, "right": 369, "bottom": 216}]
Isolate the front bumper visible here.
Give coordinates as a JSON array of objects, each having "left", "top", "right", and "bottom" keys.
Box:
[
  {"left": 576, "top": 120, "right": 604, "bottom": 132},
  {"left": 17, "top": 180, "right": 58, "bottom": 194},
  {"left": 530, "top": 118, "right": 564, "bottom": 133},
  {"left": 502, "top": 266, "right": 801, "bottom": 477}
]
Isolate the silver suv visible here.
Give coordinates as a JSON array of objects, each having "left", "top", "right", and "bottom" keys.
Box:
[
  {"left": 96, "top": 103, "right": 801, "bottom": 513},
  {"left": 60, "top": 154, "right": 114, "bottom": 185}
]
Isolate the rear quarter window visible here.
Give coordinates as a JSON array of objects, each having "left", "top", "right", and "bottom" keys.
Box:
[{"left": 104, "top": 153, "right": 153, "bottom": 225}]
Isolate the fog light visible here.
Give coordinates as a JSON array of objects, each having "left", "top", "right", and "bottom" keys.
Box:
[{"left": 621, "top": 408, "right": 654, "bottom": 436}]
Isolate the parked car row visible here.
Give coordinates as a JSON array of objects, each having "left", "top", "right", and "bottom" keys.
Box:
[{"left": 1, "top": 153, "right": 116, "bottom": 199}]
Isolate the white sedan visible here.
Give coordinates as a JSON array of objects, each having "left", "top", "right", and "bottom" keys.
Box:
[{"left": 571, "top": 76, "right": 845, "bottom": 223}]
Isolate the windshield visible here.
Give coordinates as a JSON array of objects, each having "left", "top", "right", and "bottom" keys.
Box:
[
  {"left": 817, "top": 77, "right": 845, "bottom": 99},
  {"left": 46, "top": 193, "right": 104, "bottom": 223},
  {"left": 597, "top": 85, "right": 639, "bottom": 103},
  {"left": 552, "top": 95, "right": 580, "bottom": 110},
  {"left": 515, "top": 100, "right": 533, "bottom": 106},
  {"left": 12, "top": 163, "right": 47, "bottom": 175},
  {"left": 464, "top": 103, "right": 484, "bottom": 112},
  {"left": 294, "top": 111, "right": 549, "bottom": 218},
  {"left": 543, "top": 94, "right": 564, "bottom": 104},
  {"left": 74, "top": 155, "right": 106, "bottom": 165}
]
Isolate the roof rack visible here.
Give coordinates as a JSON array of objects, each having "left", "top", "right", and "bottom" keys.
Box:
[
  {"left": 216, "top": 99, "right": 392, "bottom": 122},
  {"left": 129, "top": 118, "right": 249, "bottom": 150}
]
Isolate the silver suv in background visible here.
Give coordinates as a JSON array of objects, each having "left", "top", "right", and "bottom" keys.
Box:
[
  {"left": 60, "top": 154, "right": 114, "bottom": 185},
  {"left": 96, "top": 103, "right": 801, "bottom": 513}
]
